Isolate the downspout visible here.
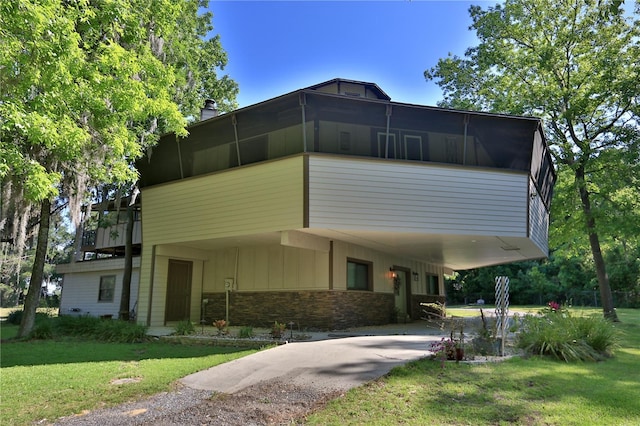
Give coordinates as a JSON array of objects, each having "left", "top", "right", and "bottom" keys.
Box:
[
  {"left": 232, "top": 114, "right": 241, "bottom": 166},
  {"left": 462, "top": 114, "right": 469, "bottom": 166},
  {"left": 176, "top": 136, "right": 184, "bottom": 179},
  {"left": 300, "top": 92, "right": 307, "bottom": 152},
  {"left": 146, "top": 245, "right": 157, "bottom": 326},
  {"left": 200, "top": 259, "right": 206, "bottom": 326},
  {"left": 226, "top": 247, "right": 239, "bottom": 325},
  {"left": 384, "top": 104, "right": 392, "bottom": 158}
]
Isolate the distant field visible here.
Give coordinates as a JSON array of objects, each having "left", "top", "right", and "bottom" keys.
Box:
[{"left": 446, "top": 305, "right": 602, "bottom": 317}]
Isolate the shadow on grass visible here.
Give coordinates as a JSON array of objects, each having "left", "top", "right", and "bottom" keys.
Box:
[
  {"left": 401, "top": 349, "right": 640, "bottom": 425},
  {"left": 1, "top": 330, "right": 254, "bottom": 368}
]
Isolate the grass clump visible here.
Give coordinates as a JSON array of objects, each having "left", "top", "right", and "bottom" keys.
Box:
[
  {"left": 173, "top": 320, "right": 196, "bottom": 335},
  {"left": 516, "top": 307, "right": 619, "bottom": 361},
  {"left": 238, "top": 326, "right": 254, "bottom": 338}
]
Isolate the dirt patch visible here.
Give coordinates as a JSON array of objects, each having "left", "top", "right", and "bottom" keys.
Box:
[{"left": 147, "top": 381, "right": 342, "bottom": 426}]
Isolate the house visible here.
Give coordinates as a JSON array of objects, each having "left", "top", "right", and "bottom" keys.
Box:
[
  {"left": 59, "top": 78, "right": 556, "bottom": 329},
  {"left": 57, "top": 199, "right": 141, "bottom": 318}
]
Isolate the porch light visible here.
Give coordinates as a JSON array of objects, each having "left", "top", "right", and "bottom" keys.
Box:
[
  {"left": 389, "top": 267, "right": 397, "bottom": 279},
  {"left": 412, "top": 272, "right": 419, "bottom": 281}
]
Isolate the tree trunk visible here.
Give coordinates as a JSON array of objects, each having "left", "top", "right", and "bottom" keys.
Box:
[
  {"left": 118, "top": 202, "right": 134, "bottom": 321},
  {"left": 17, "top": 198, "right": 51, "bottom": 337},
  {"left": 575, "top": 166, "right": 619, "bottom": 321}
]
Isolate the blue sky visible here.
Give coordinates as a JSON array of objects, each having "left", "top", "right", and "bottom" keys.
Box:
[{"left": 208, "top": 1, "right": 491, "bottom": 108}]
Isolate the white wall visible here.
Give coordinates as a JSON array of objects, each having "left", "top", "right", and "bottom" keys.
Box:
[
  {"left": 529, "top": 178, "right": 550, "bottom": 255},
  {"left": 59, "top": 258, "right": 140, "bottom": 318},
  {"left": 308, "top": 156, "right": 529, "bottom": 236}
]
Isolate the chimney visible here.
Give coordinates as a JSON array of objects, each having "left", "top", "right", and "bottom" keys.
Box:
[{"left": 200, "top": 99, "right": 218, "bottom": 121}]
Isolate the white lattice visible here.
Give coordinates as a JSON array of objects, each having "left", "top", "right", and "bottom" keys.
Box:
[{"left": 495, "top": 276, "right": 510, "bottom": 356}]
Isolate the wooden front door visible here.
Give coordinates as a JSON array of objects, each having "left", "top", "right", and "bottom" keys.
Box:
[{"left": 165, "top": 259, "right": 192, "bottom": 323}]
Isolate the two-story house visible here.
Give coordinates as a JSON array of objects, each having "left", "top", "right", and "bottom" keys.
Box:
[{"left": 59, "top": 78, "right": 555, "bottom": 329}]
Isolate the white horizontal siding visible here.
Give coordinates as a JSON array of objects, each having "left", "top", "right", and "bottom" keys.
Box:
[
  {"left": 59, "top": 261, "right": 140, "bottom": 318},
  {"left": 142, "top": 157, "right": 304, "bottom": 246},
  {"left": 529, "top": 179, "right": 550, "bottom": 254},
  {"left": 308, "top": 156, "right": 528, "bottom": 236}
]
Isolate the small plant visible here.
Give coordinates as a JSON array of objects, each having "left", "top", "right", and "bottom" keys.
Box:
[
  {"left": 270, "top": 321, "right": 287, "bottom": 339},
  {"left": 238, "top": 326, "right": 254, "bottom": 339},
  {"left": 213, "top": 319, "right": 228, "bottom": 335},
  {"left": 173, "top": 320, "right": 195, "bottom": 336},
  {"left": 429, "top": 337, "right": 459, "bottom": 368},
  {"left": 471, "top": 308, "right": 497, "bottom": 355}
]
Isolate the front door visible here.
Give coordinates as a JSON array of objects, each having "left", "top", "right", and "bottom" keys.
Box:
[
  {"left": 165, "top": 259, "right": 192, "bottom": 323},
  {"left": 394, "top": 267, "right": 411, "bottom": 320}
]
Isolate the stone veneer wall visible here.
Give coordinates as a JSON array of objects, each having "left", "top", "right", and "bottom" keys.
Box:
[
  {"left": 411, "top": 294, "right": 447, "bottom": 320},
  {"left": 202, "top": 290, "right": 395, "bottom": 330}
]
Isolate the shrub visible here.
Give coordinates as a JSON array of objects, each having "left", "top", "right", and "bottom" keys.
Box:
[
  {"left": 238, "top": 326, "right": 254, "bottom": 338},
  {"left": 516, "top": 310, "right": 619, "bottom": 362},
  {"left": 173, "top": 320, "right": 195, "bottom": 336},
  {"left": 5, "top": 310, "right": 50, "bottom": 325},
  {"left": 29, "top": 319, "right": 54, "bottom": 339},
  {"left": 94, "top": 319, "right": 148, "bottom": 343}
]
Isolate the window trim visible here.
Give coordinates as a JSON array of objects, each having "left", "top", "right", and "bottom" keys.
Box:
[
  {"left": 98, "top": 275, "right": 116, "bottom": 302},
  {"left": 346, "top": 258, "right": 373, "bottom": 291}
]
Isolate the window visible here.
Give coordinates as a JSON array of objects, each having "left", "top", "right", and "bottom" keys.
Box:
[
  {"left": 427, "top": 274, "right": 439, "bottom": 295},
  {"left": 404, "top": 135, "right": 424, "bottom": 161},
  {"left": 98, "top": 275, "right": 116, "bottom": 302},
  {"left": 347, "top": 258, "right": 372, "bottom": 291},
  {"left": 377, "top": 132, "right": 397, "bottom": 158},
  {"left": 339, "top": 131, "right": 351, "bottom": 151}
]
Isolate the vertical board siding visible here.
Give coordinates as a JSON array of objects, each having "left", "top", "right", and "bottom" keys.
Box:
[
  {"left": 201, "top": 245, "right": 330, "bottom": 293},
  {"left": 141, "top": 157, "right": 304, "bottom": 246},
  {"left": 529, "top": 179, "right": 550, "bottom": 255},
  {"left": 331, "top": 240, "right": 444, "bottom": 296},
  {"left": 308, "top": 157, "right": 529, "bottom": 236}
]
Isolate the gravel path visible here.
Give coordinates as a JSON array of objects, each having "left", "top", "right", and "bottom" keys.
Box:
[{"left": 52, "top": 379, "right": 341, "bottom": 425}]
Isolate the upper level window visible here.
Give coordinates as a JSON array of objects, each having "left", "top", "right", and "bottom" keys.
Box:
[
  {"left": 347, "top": 258, "right": 372, "bottom": 291},
  {"left": 98, "top": 275, "right": 116, "bottom": 302}
]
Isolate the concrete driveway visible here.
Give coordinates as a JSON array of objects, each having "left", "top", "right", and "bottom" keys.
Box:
[{"left": 181, "top": 330, "right": 443, "bottom": 394}]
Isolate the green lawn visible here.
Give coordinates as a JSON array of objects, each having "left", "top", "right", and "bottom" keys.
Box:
[
  {"left": 305, "top": 308, "right": 640, "bottom": 425},
  {"left": 2, "top": 308, "right": 638, "bottom": 425},
  {"left": 0, "top": 327, "right": 258, "bottom": 425}
]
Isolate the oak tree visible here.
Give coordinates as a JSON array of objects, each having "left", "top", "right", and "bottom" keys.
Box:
[
  {"left": 425, "top": 0, "right": 639, "bottom": 320},
  {"left": 1, "top": 0, "right": 237, "bottom": 336}
]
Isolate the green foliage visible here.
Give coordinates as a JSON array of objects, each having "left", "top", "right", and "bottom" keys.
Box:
[
  {"left": 173, "top": 320, "right": 195, "bottom": 336},
  {"left": 426, "top": 0, "right": 639, "bottom": 318},
  {"left": 516, "top": 309, "right": 620, "bottom": 361},
  {"left": 238, "top": 326, "right": 254, "bottom": 339},
  {"left": 51, "top": 315, "right": 148, "bottom": 342},
  {"left": 1, "top": 0, "right": 238, "bottom": 336},
  {"left": 29, "top": 319, "right": 53, "bottom": 339},
  {"left": 5, "top": 310, "right": 50, "bottom": 325},
  {"left": 270, "top": 321, "right": 287, "bottom": 338}
]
